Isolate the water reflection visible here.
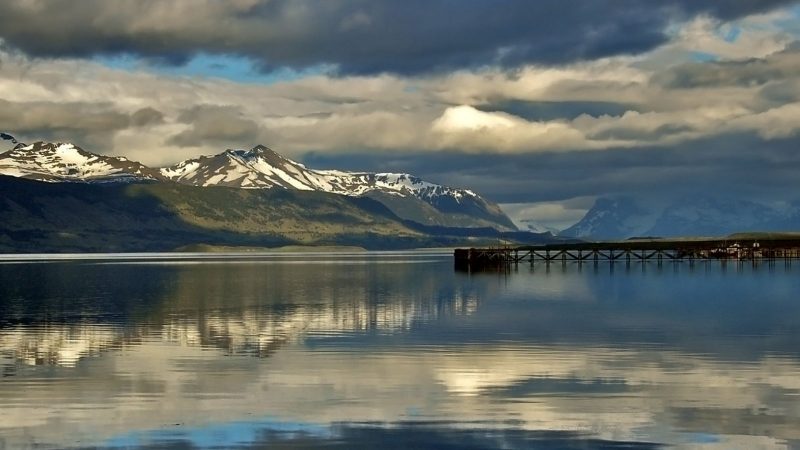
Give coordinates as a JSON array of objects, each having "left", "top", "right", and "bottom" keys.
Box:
[
  {"left": 0, "top": 256, "right": 799, "bottom": 449},
  {"left": 1, "top": 255, "right": 480, "bottom": 366}
]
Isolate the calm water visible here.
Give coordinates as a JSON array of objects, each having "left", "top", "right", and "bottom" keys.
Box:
[{"left": 1, "top": 252, "right": 799, "bottom": 449}]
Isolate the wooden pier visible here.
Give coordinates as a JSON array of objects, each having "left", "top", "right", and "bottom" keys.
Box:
[{"left": 454, "top": 237, "right": 800, "bottom": 271}]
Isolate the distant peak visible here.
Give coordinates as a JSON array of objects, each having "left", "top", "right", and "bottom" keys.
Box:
[
  {"left": 224, "top": 148, "right": 249, "bottom": 157},
  {"left": 11, "top": 143, "right": 29, "bottom": 151},
  {"left": 251, "top": 144, "right": 275, "bottom": 153},
  {"left": 14, "top": 141, "right": 78, "bottom": 152},
  {"left": 222, "top": 145, "right": 281, "bottom": 160}
]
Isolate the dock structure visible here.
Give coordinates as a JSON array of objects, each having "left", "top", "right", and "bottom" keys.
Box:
[{"left": 454, "top": 237, "right": 800, "bottom": 271}]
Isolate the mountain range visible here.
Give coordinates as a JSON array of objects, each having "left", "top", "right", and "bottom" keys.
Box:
[
  {"left": 0, "top": 136, "right": 514, "bottom": 229},
  {"left": 7, "top": 133, "right": 789, "bottom": 248},
  {"left": 561, "top": 196, "right": 800, "bottom": 240},
  {"left": 0, "top": 134, "right": 531, "bottom": 252}
]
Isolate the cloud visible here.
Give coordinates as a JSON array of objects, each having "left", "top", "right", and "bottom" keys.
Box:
[
  {"left": 0, "top": 99, "right": 130, "bottom": 133},
  {"left": 2, "top": 40, "right": 800, "bottom": 164},
  {"left": 304, "top": 131, "right": 800, "bottom": 210},
  {"left": 725, "top": 101, "right": 800, "bottom": 138},
  {"left": 430, "top": 105, "right": 591, "bottom": 152},
  {"left": 1, "top": 5, "right": 800, "bottom": 216},
  {"left": 168, "top": 105, "right": 262, "bottom": 148},
  {"left": 423, "top": 60, "right": 651, "bottom": 106},
  {"left": 0, "top": 0, "right": 794, "bottom": 75},
  {"left": 478, "top": 100, "right": 636, "bottom": 122},
  {"left": 576, "top": 107, "right": 749, "bottom": 144},
  {"left": 670, "top": 13, "right": 794, "bottom": 60},
  {"left": 653, "top": 45, "right": 800, "bottom": 88},
  {"left": 0, "top": 98, "right": 137, "bottom": 149},
  {"left": 130, "top": 107, "right": 164, "bottom": 127},
  {"left": 499, "top": 201, "right": 592, "bottom": 231}
]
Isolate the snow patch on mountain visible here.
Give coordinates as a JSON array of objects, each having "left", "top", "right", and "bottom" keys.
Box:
[
  {"left": 161, "top": 145, "right": 482, "bottom": 206},
  {"left": 159, "top": 145, "right": 515, "bottom": 230},
  {"left": 0, "top": 138, "right": 161, "bottom": 182}
]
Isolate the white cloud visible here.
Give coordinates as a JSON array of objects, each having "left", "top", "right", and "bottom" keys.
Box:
[
  {"left": 432, "top": 105, "right": 517, "bottom": 130},
  {"left": 672, "top": 13, "right": 794, "bottom": 61},
  {"left": 499, "top": 201, "right": 591, "bottom": 231},
  {"left": 429, "top": 105, "right": 591, "bottom": 152},
  {"left": 428, "top": 61, "right": 649, "bottom": 105},
  {"left": 724, "top": 101, "right": 800, "bottom": 138}
]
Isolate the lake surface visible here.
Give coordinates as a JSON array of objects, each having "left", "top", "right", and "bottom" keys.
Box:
[{"left": 1, "top": 252, "right": 799, "bottom": 449}]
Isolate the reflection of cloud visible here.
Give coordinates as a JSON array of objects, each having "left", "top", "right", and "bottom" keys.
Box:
[
  {"left": 429, "top": 347, "right": 800, "bottom": 445},
  {"left": 2, "top": 342, "right": 799, "bottom": 449}
]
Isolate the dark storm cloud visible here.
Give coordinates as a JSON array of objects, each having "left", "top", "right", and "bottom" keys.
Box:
[
  {"left": 0, "top": 0, "right": 794, "bottom": 75},
  {"left": 303, "top": 132, "right": 800, "bottom": 204}
]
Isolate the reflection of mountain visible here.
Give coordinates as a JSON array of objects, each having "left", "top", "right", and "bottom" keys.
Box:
[
  {"left": 0, "top": 257, "right": 480, "bottom": 367},
  {"left": 0, "top": 290, "right": 478, "bottom": 367},
  {"left": 4, "top": 260, "right": 800, "bottom": 368},
  {"left": 0, "top": 324, "right": 126, "bottom": 367},
  {"left": 161, "top": 291, "right": 478, "bottom": 358},
  {"left": 159, "top": 262, "right": 480, "bottom": 357}
]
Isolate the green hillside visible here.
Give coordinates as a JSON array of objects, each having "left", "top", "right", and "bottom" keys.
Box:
[{"left": 0, "top": 176, "right": 428, "bottom": 252}]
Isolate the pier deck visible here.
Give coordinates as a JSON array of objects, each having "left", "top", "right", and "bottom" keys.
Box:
[{"left": 454, "top": 237, "right": 800, "bottom": 270}]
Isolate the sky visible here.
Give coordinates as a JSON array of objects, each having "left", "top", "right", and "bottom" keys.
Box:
[{"left": 1, "top": 0, "right": 800, "bottom": 229}]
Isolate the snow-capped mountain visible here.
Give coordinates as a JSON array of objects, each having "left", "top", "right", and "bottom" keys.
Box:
[
  {"left": 0, "top": 136, "right": 516, "bottom": 231},
  {"left": 517, "top": 219, "right": 560, "bottom": 235},
  {"left": 562, "top": 196, "right": 800, "bottom": 240},
  {"left": 0, "top": 135, "right": 162, "bottom": 182},
  {"left": 162, "top": 145, "right": 516, "bottom": 230},
  {"left": 647, "top": 197, "right": 790, "bottom": 237},
  {"left": 561, "top": 197, "right": 658, "bottom": 240},
  {"left": 162, "top": 145, "right": 476, "bottom": 199},
  {"left": 161, "top": 145, "right": 324, "bottom": 190}
]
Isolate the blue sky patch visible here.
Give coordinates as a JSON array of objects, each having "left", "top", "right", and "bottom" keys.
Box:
[
  {"left": 93, "top": 53, "right": 329, "bottom": 84},
  {"left": 690, "top": 51, "right": 718, "bottom": 62}
]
